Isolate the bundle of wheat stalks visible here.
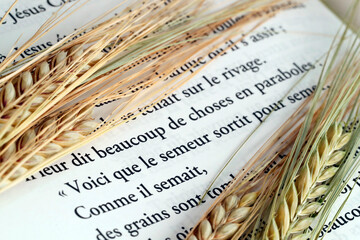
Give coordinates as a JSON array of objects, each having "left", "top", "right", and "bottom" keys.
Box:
[
  {"left": 187, "top": 7, "right": 360, "bottom": 240},
  {"left": 1, "top": 0, "right": 359, "bottom": 239},
  {"left": 0, "top": 0, "right": 288, "bottom": 193}
]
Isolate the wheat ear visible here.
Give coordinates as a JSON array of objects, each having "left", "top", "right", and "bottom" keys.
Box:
[
  {"left": 0, "top": 0, "right": 285, "bottom": 193},
  {"left": 0, "top": 107, "right": 97, "bottom": 187},
  {"left": 188, "top": 191, "right": 259, "bottom": 240},
  {"left": 0, "top": 45, "right": 101, "bottom": 132},
  {"left": 265, "top": 123, "right": 351, "bottom": 240}
]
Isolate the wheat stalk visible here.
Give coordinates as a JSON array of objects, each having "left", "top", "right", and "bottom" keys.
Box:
[
  {"left": 187, "top": 78, "right": 321, "bottom": 240},
  {"left": 256, "top": 10, "right": 360, "bottom": 238},
  {"left": 186, "top": 107, "right": 330, "bottom": 240},
  {"left": 186, "top": 2, "right": 360, "bottom": 240},
  {"left": 0, "top": 0, "right": 292, "bottom": 193},
  {"left": 0, "top": 0, "right": 207, "bottom": 146},
  {"left": 0, "top": 0, "right": 207, "bottom": 183},
  {"left": 188, "top": 3, "right": 360, "bottom": 239},
  {"left": 0, "top": 1, "right": 280, "bottom": 190},
  {"left": 265, "top": 123, "right": 351, "bottom": 240}
]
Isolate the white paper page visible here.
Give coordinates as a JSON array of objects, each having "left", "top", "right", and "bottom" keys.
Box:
[{"left": 0, "top": 1, "right": 358, "bottom": 239}]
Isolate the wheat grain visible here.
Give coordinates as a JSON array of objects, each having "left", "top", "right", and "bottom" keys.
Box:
[
  {"left": 188, "top": 192, "right": 259, "bottom": 240},
  {"left": 265, "top": 123, "right": 351, "bottom": 240}
]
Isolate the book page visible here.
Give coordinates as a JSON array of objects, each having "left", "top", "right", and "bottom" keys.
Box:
[{"left": 0, "top": 0, "right": 358, "bottom": 239}]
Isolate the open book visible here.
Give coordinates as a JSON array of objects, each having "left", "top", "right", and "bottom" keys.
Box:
[{"left": 0, "top": 0, "right": 358, "bottom": 239}]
